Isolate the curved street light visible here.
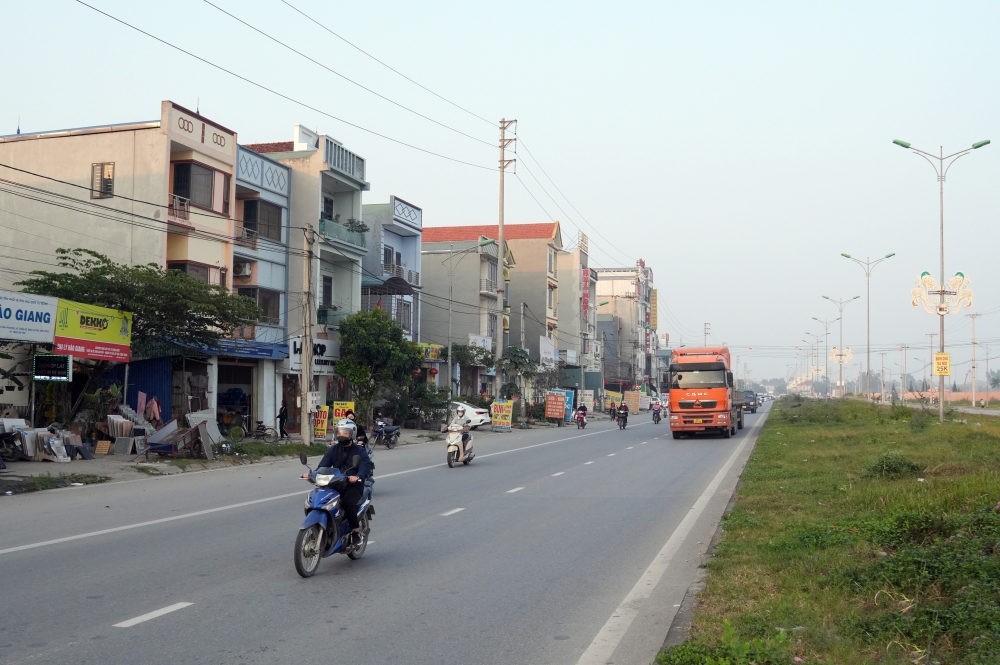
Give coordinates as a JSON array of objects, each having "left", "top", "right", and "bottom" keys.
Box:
[
  {"left": 823, "top": 295, "right": 860, "bottom": 396},
  {"left": 842, "top": 253, "right": 895, "bottom": 399}
]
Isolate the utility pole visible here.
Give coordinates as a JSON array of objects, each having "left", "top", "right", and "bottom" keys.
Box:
[
  {"left": 878, "top": 351, "right": 888, "bottom": 402},
  {"left": 984, "top": 343, "right": 991, "bottom": 407},
  {"left": 301, "top": 225, "right": 315, "bottom": 446},
  {"left": 926, "top": 333, "right": 936, "bottom": 404},
  {"left": 968, "top": 313, "right": 981, "bottom": 407},
  {"left": 521, "top": 301, "right": 526, "bottom": 400},
  {"left": 496, "top": 118, "right": 516, "bottom": 397},
  {"left": 703, "top": 323, "right": 710, "bottom": 346}
]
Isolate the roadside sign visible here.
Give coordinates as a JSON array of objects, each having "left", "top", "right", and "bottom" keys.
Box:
[
  {"left": 544, "top": 391, "right": 566, "bottom": 419},
  {"left": 33, "top": 354, "right": 73, "bottom": 382},
  {"left": 313, "top": 405, "right": 330, "bottom": 437},
  {"left": 491, "top": 399, "right": 513, "bottom": 431},
  {"left": 933, "top": 352, "right": 951, "bottom": 376}
]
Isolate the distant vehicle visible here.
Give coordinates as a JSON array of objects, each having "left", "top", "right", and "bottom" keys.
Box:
[
  {"left": 449, "top": 402, "right": 490, "bottom": 429},
  {"left": 743, "top": 391, "right": 757, "bottom": 413},
  {"left": 668, "top": 346, "right": 743, "bottom": 439}
]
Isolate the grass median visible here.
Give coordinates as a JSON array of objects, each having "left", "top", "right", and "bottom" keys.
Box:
[{"left": 657, "top": 397, "right": 1000, "bottom": 665}]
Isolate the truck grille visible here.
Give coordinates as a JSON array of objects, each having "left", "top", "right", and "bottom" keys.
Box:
[{"left": 677, "top": 400, "right": 718, "bottom": 409}]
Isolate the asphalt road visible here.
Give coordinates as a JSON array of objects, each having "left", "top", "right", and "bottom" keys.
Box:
[{"left": 0, "top": 405, "right": 770, "bottom": 665}]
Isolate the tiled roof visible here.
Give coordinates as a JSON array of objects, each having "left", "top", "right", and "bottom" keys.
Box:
[
  {"left": 422, "top": 222, "right": 559, "bottom": 243},
  {"left": 243, "top": 141, "right": 294, "bottom": 154}
]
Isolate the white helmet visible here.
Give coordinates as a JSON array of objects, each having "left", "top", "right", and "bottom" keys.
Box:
[
  {"left": 456, "top": 405, "right": 466, "bottom": 416},
  {"left": 333, "top": 418, "right": 357, "bottom": 445}
]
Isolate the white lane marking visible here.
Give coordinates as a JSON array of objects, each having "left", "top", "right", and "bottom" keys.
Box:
[
  {"left": 641, "top": 441, "right": 648, "bottom": 444},
  {"left": 1, "top": 423, "right": 622, "bottom": 557},
  {"left": 551, "top": 472, "right": 565, "bottom": 477},
  {"left": 507, "top": 487, "right": 524, "bottom": 494},
  {"left": 607, "top": 453, "right": 616, "bottom": 457},
  {"left": 441, "top": 508, "right": 465, "bottom": 516},
  {"left": 114, "top": 602, "right": 193, "bottom": 628},
  {"left": 575, "top": 414, "right": 767, "bottom": 665},
  {"left": 626, "top": 446, "right": 634, "bottom": 450},
  {"left": 585, "top": 461, "right": 595, "bottom": 465}
]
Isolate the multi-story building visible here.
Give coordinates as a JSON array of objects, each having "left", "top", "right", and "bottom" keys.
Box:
[
  {"left": 556, "top": 232, "right": 602, "bottom": 394},
  {"left": 360, "top": 196, "right": 422, "bottom": 342},
  {"left": 245, "top": 125, "right": 369, "bottom": 431},
  {"left": 596, "top": 260, "right": 656, "bottom": 391},
  {"left": 421, "top": 227, "right": 515, "bottom": 396}
]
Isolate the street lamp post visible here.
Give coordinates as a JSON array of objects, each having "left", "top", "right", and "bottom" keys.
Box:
[
  {"left": 812, "top": 316, "right": 840, "bottom": 397},
  {"left": 804, "top": 332, "right": 822, "bottom": 396},
  {"left": 894, "top": 138, "right": 989, "bottom": 421},
  {"left": 822, "top": 295, "right": 860, "bottom": 397},
  {"left": 842, "top": 253, "right": 895, "bottom": 400}
]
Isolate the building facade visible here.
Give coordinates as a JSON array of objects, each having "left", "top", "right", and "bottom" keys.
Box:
[
  {"left": 596, "top": 260, "right": 656, "bottom": 391},
  {"left": 556, "top": 232, "right": 601, "bottom": 393},
  {"left": 360, "top": 196, "right": 422, "bottom": 342}
]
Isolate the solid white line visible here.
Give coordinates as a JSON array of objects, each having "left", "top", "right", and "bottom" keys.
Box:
[
  {"left": 575, "top": 414, "right": 767, "bottom": 665},
  {"left": 440, "top": 508, "right": 464, "bottom": 516},
  {"left": 551, "top": 472, "right": 565, "bottom": 477},
  {"left": 507, "top": 487, "right": 524, "bottom": 493},
  {"left": 114, "top": 602, "right": 192, "bottom": 628},
  {"left": 585, "top": 461, "right": 594, "bottom": 465}
]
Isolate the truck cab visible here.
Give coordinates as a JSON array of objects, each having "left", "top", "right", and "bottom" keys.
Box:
[{"left": 667, "top": 346, "right": 743, "bottom": 439}]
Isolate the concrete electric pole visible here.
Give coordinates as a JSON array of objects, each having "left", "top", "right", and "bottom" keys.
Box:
[
  {"left": 496, "top": 118, "right": 516, "bottom": 398},
  {"left": 301, "top": 224, "right": 316, "bottom": 446}
]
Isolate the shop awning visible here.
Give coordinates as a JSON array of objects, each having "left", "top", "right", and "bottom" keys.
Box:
[{"left": 360, "top": 275, "right": 414, "bottom": 296}]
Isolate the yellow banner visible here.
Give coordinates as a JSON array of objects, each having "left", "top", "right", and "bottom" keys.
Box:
[
  {"left": 416, "top": 343, "right": 443, "bottom": 361},
  {"left": 491, "top": 399, "right": 513, "bottom": 431},
  {"left": 54, "top": 299, "right": 132, "bottom": 362},
  {"left": 933, "top": 352, "right": 951, "bottom": 376},
  {"left": 332, "top": 401, "right": 355, "bottom": 420},
  {"left": 650, "top": 289, "right": 658, "bottom": 330},
  {"left": 313, "top": 405, "right": 330, "bottom": 437}
]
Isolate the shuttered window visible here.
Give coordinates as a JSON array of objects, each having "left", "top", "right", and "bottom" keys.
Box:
[
  {"left": 91, "top": 163, "right": 114, "bottom": 199},
  {"left": 173, "top": 163, "right": 214, "bottom": 208}
]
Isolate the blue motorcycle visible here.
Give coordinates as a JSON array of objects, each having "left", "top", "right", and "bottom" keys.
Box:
[
  {"left": 294, "top": 452, "right": 374, "bottom": 577},
  {"left": 371, "top": 418, "right": 400, "bottom": 449}
]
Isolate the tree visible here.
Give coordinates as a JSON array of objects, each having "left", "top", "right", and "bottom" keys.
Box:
[
  {"left": 440, "top": 344, "right": 494, "bottom": 395},
  {"left": 497, "top": 346, "right": 537, "bottom": 398},
  {"left": 335, "top": 309, "right": 422, "bottom": 425},
  {"left": 17, "top": 249, "right": 260, "bottom": 357}
]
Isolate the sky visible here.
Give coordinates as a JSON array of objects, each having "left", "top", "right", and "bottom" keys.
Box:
[{"left": 3, "top": 0, "right": 999, "bottom": 383}]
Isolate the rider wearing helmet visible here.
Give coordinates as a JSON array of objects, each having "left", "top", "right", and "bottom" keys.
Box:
[
  {"left": 344, "top": 409, "right": 368, "bottom": 446},
  {"left": 449, "top": 405, "right": 471, "bottom": 446},
  {"left": 316, "top": 419, "right": 373, "bottom": 545}
]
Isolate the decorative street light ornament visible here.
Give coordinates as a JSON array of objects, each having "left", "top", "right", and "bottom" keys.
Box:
[
  {"left": 911, "top": 271, "right": 973, "bottom": 315},
  {"left": 830, "top": 347, "right": 853, "bottom": 364}
]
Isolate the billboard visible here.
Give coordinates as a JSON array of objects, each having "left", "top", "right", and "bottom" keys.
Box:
[
  {"left": 54, "top": 299, "right": 132, "bottom": 362},
  {"left": 0, "top": 289, "right": 58, "bottom": 343},
  {"left": 544, "top": 391, "right": 566, "bottom": 419},
  {"left": 491, "top": 399, "right": 513, "bottom": 431},
  {"left": 933, "top": 352, "right": 951, "bottom": 376},
  {"left": 539, "top": 335, "right": 556, "bottom": 368},
  {"left": 650, "top": 289, "right": 658, "bottom": 330}
]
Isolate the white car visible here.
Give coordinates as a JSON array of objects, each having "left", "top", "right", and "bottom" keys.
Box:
[{"left": 450, "top": 402, "right": 491, "bottom": 429}]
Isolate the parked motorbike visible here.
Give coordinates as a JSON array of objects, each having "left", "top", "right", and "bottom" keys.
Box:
[
  {"left": 652, "top": 410, "right": 661, "bottom": 425},
  {"left": 575, "top": 411, "right": 587, "bottom": 429},
  {"left": 618, "top": 412, "right": 628, "bottom": 430},
  {"left": 371, "top": 418, "right": 400, "bottom": 449},
  {"left": 294, "top": 452, "right": 374, "bottom": 578},
  {"left": 0, "top": 432, "right": 23, "bottom": 463},
  {"left": 445, "top": 421, "right": 474, "bottom": 468}
]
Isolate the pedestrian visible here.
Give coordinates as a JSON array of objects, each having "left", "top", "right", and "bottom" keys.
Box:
[
  {"left": 610, "top": 401, "right": 617, "bottom": 422},
  {"left": 278, "top": 400, "right": 289, "bottom": 439}
]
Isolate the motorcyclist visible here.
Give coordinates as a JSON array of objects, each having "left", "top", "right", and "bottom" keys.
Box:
[
  {"left": 311, "top": 419, "right": 372, "bottom": 546},
  {"left": 449, "top": 405, "right": 472, "bottom": 447},
  {"left": 617, "top": 402, "right": 629, "bottom": 424},
  {"left": 652, "top": 401, "right": 662, "bottom": 421},
  {"left": 575, "top": 402, "right": 588, "bottom": 423}
]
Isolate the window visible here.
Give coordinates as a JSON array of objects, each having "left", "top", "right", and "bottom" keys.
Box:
[
  {"left": 173, "top": 163, "right": 214, "bottom": 208},
  {"left": 396, "top": 299, "right": 411, "bottom": 331},
  {"left": 547, "top": 286, "right": 555, "bottom": 308},
  {"left": 238, "top": 288, "right": 281, "bottom": 325},
  {"left": 91, "top": 163, "right": 114, "bottom": 199},
  {"left": 259, "top": 201, "right": 282, "bottom": 241},
  {"left": 322, "top": 276, "right": 333, "bottom": 307},
  {"left": 383, "top": 245, "right": 394, "bottom": 267},
  {"left": 395, "top": 251, "right": 402, "bottom": 266},
  {"left": 547, "top": 248, "right": 554, "bottom": 272},
  {"left": 243, "top": 199, "right": 259, "bottom": 233},
  {"left": 169, "top": 262, "right": 209, "bottom": 283},
  {"left": 322, "top": 196, "right": 334, "bottom": 221},
  {"left": 487, "top": 313, "right": 497, "bottom": 338},
  {"left": 487, "top": 260, "right": 498, "bottom": 283},
  {"left": 222, "top": 174, "right": 231, "bottom": 216}
]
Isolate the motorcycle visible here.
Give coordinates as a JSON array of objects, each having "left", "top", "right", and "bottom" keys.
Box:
[
  {"left": 371, "top": 418, "right": 400, "bottom": 449},
  {"left": 0, "top": 432, "right": 23, "bottom": 463},
  {"left": 294, "top": 452, "right": 374, "bottom": 578},
  {"left": 652, "top": 409, "right": 661, "bottom": 425},
  {"left": 575, "top": 410, "right": 587, "bottom": 429},
  {"left": 618, "top": 412, "right": 628, "bottom": 430},
  {"left": 445, "top": 421, "right": 474, "bottom": 468}
]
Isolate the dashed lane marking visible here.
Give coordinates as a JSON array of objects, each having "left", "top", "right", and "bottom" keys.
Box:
[
  {"left": 507, "top": 487, "right": 524, "bottom": 494},
  {"left": 114, "top": 602, "right": 193, "bottom": 628},
  {"left": 440, "top": 508, "right": 465, "bottom": 516},
  {"left": 551, "top": 472, "right": 565, "bottom": 477}
]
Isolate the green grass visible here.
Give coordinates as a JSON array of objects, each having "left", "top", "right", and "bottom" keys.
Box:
[
  {"left": 0, "top": 473, "right": 110, "bottom": 494},
  {"left": 656, "top": 397, "right": 1000, "bottom": 665}
]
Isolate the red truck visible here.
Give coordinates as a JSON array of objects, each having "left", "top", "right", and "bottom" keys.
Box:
[{"left": 667, "top": 346, "right": 744, "bottom": 439}]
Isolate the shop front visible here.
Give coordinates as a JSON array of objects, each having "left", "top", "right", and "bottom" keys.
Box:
[{"left": 280, "top": 335, "right": 340, "bottom": 434}]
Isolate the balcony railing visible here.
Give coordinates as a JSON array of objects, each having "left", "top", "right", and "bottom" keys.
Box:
[
  {"left": 169, "top": 194, "right": 190, "bottom": 220},
  {"left": 235, "top": 223, "right": 259, "bottom": 251},
  {"left": 480, "top": 279, "right": 498, "bottom": 294},
  {"left": 318, "top": 218, "right": 366, "bottom": 249},
  {"left": 382, "top": 263, "right": 420, "bottom": 286},
  {"left": 317, "top": 306, "right": 354, "bottom": 327}
]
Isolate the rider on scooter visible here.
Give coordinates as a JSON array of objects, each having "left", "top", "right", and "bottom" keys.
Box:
[
  {"left": 617, "top": 402, "right": 629, "bottom": 424},
  {"left": 575, "top": 402, "right": 588, "bottom": 422},
  {"left": 449, "top": 406, "right": 471, "bottom": 447},
  {"left": 311, "top": 419, "right": 372, "bottom": 546},
  {"left": 652, "top": 401, "right": 662, "bottom": 421}
]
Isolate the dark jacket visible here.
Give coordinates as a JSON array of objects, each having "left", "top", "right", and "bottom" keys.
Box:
[{"left": 318, "top": 442, "right": 373, "bottom": 481}]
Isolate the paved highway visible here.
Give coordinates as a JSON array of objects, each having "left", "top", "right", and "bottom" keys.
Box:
[{"left": 0, "top": 405, "right": 769, "bottom": 665}]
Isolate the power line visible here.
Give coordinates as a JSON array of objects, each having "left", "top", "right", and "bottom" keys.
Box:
[
  {"left": 277, "top": 0, "right": 495, "bottom": 127},
  {"left": 73, "top": 0, "right": 495, "bottom": 172},
  {"left": 202, "top": 0, "right": 493, "bottom": 148}
]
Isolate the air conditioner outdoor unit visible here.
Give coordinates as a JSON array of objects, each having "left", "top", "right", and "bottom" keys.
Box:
[{"left": 234, "top": 262, "right": 253, "bottom": 277}]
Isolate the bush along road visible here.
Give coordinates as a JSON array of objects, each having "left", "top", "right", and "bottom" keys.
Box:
[{"left": 656, "top": 397, "right": 1000, "bottom": 665}]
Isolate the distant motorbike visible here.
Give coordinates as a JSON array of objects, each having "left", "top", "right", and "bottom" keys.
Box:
[
  {"left": 652, "top": 410, "right": 661, "bottom": 425},
  {"left": 618, "top": 412, "right": 628, "bottom": 430},
  {"left": 445, "top": 421, "right": 474, "bottom": 468},
  {"left": 294, "top": 452, "right": 374, "bottom": 578},
  {"left": 575, "top": 411, "right": 587, "bottom": 429},
  {"left": 371, "top": 418, "right": 400, "bottom": 449}
]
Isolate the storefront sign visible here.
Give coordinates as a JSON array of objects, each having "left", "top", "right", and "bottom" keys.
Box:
[
  {"left": 416, "top": 342, "right": 443, "bottom": 361},
  {"left": 650, "top": 289, "right": 658, "bottom": 330},
  {"left": 332, "top": 401, "right": 355, "bottom": 419},
  {"left": 0, "top": 289, "right": 58, "bottom": 343},
  {"left": 33, "top": 354, "right": 73, "bottom": 382},
  {"left": 468, "top": 334, "right": 492, "bottom": 351},
  {"left": 639, "top": 395, "right": 651, "bottom": 411},
  {"left": 491, "top": 399, "right": 513, "bottom": 431},
  {"left": 288, "top": 336, "right": 338, "bottom": 375},
  {"left": 313, "top": 405, "right": 330, "bottom": 437},
  {"left": 933, "top": 352, "right": 951, "bottom": 376},
  {"left": 544, "top": 391, "right": 566, "bottom": 419},
  {"left": 582, "top": 269, "right": 590, "bottom": 319},
  {"left": 54, "top": 299, "right": 132, "bottom": 362},
  {"left": 539, "top": 336, "right": 556, "bottom": 368},
  {"left": 624, "top": 390, "right": 641, "bottom": 413},
  {"left": 579, "top": 389, "right": 594, "bottom": 413}
]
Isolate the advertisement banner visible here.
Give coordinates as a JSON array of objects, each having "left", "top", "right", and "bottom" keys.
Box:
[
  {"left": 0, "top": 289, "right": 58, "bottom": 343},
  {"left": 933, "top": 352, "right": 951, "bottom": 376},
  {"left": 33, "top": 354, "right": 73, "bottom": 382},
  {"left": 580, "top": 389, "right": 594, "bottom": 413},
  {"left": 581, "top": 269, "right": 590, "bottom": 319},
  {"left": 539, "top": 335, "right": 556, "bottom": 368},
  {"left": 288, "top": 336, "right": 337, "bottom": 375},
  {"left": 491, "top": 399, "right": 513, "bottom": 431},
  {"left": 639, "top": 395, "right": 651, "bottom": 411},
  {"left": 605, "top": 390, "right": 623, "bottom": 410},
  {"left": 468, "top": 334, "right": 493, "bottom": 351},
  {"left": 544, "top": 391, "right": 566, "bottom": 419},
  {"left": 550, "top": 388, "right": 575, "bottom": 421},
  {"left": 332, "top": 401, "right": 355, "bottom": 419},
  {"left": 624, "top": 390, "right": 641, "bottom": 413},
  {"left": 416, "top": 342, "right": 443, "bottom": 361},
  {"left": 650, "top": 289, "right": 658, "bottom": 330},
  {"left": 54, "top": 299, "right": 132, "bottom": 362},
  {"left": 313, "top": 405, "right": 330, "bottom": 437}
]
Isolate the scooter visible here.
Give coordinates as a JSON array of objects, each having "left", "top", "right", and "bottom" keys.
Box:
[
  {"left": 652, "top": 410, "right": 661, "bottom": 424},
  {"left": 618, "top": 412, "right": 628, "bottom": 430},
  {"left": 372, "top": 418, "right": 400, "bottom": 449},
  {"left": 445, "top": 421, "right": 474, "bottom": 468},
  {"left": 575, "top": 410, "right": 587, "bottom": 429},
  {"left": 293, "top": 452, "right": 374, "bottom": 578}
]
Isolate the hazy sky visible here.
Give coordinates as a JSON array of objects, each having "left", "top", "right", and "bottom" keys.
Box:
[{"left": 3, "top": 0, "right": 999, "bottom": 382}]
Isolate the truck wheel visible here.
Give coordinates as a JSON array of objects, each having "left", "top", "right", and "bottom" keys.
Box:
[
  {"left": 737, "top": 412, "right": 744, "bottom": 430},
  {"left": 672, "top": 432, "right": 681, "bottom": 440},
  {"left": 722, "top": 426, "right": 731, "bottom": 439}
]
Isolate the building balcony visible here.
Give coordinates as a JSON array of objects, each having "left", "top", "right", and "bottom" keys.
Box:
[
  {"left": 382, "top": 263, "right": 420, "bottom": 286},
  {"left": 480, "top": 279, "right": 498, "bottom": 296},
  {"left": 317, "top": 306, "right": 354, "bottom": 328},
  {"left": 169, "top": 194, "right": 190, "bottom": 221},
  {"left": 318, "top": 218, "right": 366, "bottom": 250},
  {"left": 235, "top": 222, "right": 259, "bottom": 251}
]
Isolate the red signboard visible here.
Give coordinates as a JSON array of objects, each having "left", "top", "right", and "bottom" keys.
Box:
[
  {"left": 53, "top": 337, "right": 130, "bottom": 362},
  {"left": 581, "top": 269, "right": 590, "bottom": 318}
]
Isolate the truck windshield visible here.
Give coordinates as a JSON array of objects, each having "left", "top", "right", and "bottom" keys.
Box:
[{"left": 670, "top": 369, "right": 726, "bottom": 389}]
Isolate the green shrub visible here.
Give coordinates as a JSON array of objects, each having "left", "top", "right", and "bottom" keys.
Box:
[
  {"left": 657, "top": 622, "right": 793, "bottom": 664},
  {"left": 861, "top": 450, "right": 922, "bottom": 480}
]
